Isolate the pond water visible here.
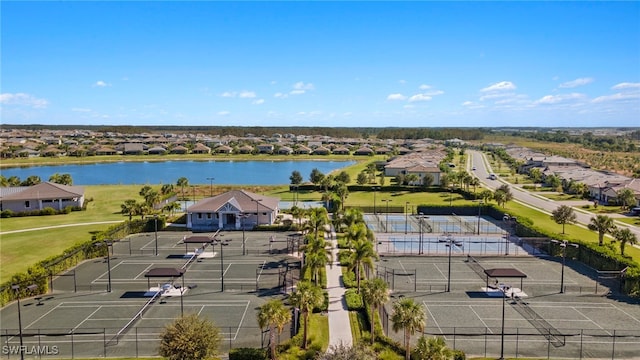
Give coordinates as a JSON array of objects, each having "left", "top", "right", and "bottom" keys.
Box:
[{"left": 0, "top": 160, "right": 356, "bottom": 185}]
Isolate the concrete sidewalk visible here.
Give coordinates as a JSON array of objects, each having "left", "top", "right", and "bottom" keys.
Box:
[{"left": 326, "top": 229, "right": 353, "bottom": 348}]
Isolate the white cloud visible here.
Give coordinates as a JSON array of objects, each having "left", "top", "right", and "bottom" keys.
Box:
[
  {"left": 289, "top": 89, "right": 306, "bottom": 95},
  {"left": 217, "top": 111, "right": 230, "bottom": 116},
  {"left": 71, "top": 107, "right": 92, "bottom": 112},
  {"left": 292, "top": 81, "right": 314, "bottom": 91},
  {"left": 239, "top": 91, "right": 256, "bottom": 98},
  {"left": 419, "top": 84, "right": 431, "bottom": 90},
  {"left": 0, "top": 93, "right": 49, "bottom": 108},
  {"left": 559, "top": 77, "right": 593, "bottom": 88},
  {"left": 93, "top": 80, "right": 111, "bottom": 87},
  {"left": 252, "top": 99, "right": 265, "bottom": 105},
  {"left": 274, "top": 92, "right": 288, "bottom": 99},
  {"left": 408, "top": 94, "right": 432, "bottom": 102},
  {"left": 462, "top": 101, "right": 474, "bottom": 106},
  {"left": 592, "top": 92, "right": 640, "bottom": 103},
  {"left": 611, "top": 82, "right": 640, "bottom": 90},
  {"left": 220, "top": 91, "right": 236, "bottom": 97},
  {"left": 481, "top": 81, "right": 516, "bottom": 92},
  {"left": 386, "top": 93, "right": 406, "bottom": 101},
  {"left": 398, "top": 80, "right": 407, "bottom": 84},
  {"left": 535, "top": 93, "right": 586, "bottom": 104},
  {"left": 403, "top": 104, "right": 415, "bottom": 109}
]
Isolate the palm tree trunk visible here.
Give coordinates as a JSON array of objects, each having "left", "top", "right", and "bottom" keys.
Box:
[
  {"left": 269, "top": 324, "right": 277, "bottom": 360},
  {"left": 303, "top": 312, "right": 309, "bottom": 349},
  {"left": 405, "top": 330, "right": 410, "bottom": 360},
  {"left": 356, "top": 263, "right": 361, "bottom": 293},
  {"left": 599, "top": 233, "right": 604, "bottom": 246},
  {"left": 370, "top": 304, "right": 376, "bottom": 345}
]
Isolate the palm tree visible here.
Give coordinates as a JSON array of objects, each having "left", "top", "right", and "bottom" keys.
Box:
[
  {"left": 120, "top": 199, "right": 138, "bottom": 221},
  {"left": 588, "top": 215, "right": 615, "bottom": 246},
  {"left": 612, "top": 227, "right": 638, "bottom": 256},
  {"left": 479, "top": 189, "right": 493, "bottom": 204},
  {"left": 391, "top": 298, "right": 426, "bottom": 360},
  {"left": 176, "top": 177, "right": 189, "bottom": 209},
  {"left": 302, "top": 236, "right": 332, "bottom": 285},
  {"left": 289, "top": 281, "right": 324, "bottom": 349},
  {"left": 361, "top": 278, "right": 389, "bottom": 344},
  {"left": 350, "top": 238, "right": 377, "bottom": 293},
  {"left": 344, "top": 221, "right": 368, "bottom": 250},
  {"left": 305, "top": 207, "right": 329, "bottom": 243},
  {"left": 617, "top": 188, "right": 636, "bottom": 211},
  {"left": 340, "top": 208, "right": 364, "bottom": 232},
  {"left": 412, "top": 336, "right": 452, "bottom": 360},
  {"left": 469, "top": 177, "right": 480, "bottom": 198},
  {"left": 257, "top": 299, "right": 291, "bottom": 360}
]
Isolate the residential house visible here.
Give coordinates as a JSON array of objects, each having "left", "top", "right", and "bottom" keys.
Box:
[{"left": 0, "top": 182, "right": 85, "bottom": 213}]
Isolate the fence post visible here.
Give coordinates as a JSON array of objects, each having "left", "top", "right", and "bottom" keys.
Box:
[
  {"left": 547, "top": 328, "right": 551, "bottom": 359},
  {"left": 103, "top": 328, "right": 106, "bottom": 358},
  {"left": 229, "top": 326, "right": 232, "bottom": 351},
  {"left": 579, "top": 329, "right": 583, "bottom": 360},
  {"left": 135, "top": 327, "right": 138, "bottom": 358},
  {"left": 71, "top": 330, "right": 74, "bottom": 359},
  {"left": 484, "top": 327, "right": 487, "bottom": 358},
  {"left": 453, "top": 327, "right": 456, "bottom": 350},
  {"left": 611, "top": 329, "right": 616, "bottom": 360},
  {"left": 515, "top": 327, "right": 519, "bottom": 359}
]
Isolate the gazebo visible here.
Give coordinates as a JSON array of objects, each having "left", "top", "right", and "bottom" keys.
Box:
[{"left": 484, "top": 268, "right": 528, "bottom": 291}]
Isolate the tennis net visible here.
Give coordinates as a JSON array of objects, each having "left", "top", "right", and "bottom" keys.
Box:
[
  {"left": 107, "top": 290, "right": 161, "bottom": 345},
  {"left": 181, "top": 252, "right": 198, "bottom": 270}
]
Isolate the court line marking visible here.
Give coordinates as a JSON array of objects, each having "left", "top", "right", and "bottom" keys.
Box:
[
  {"left": 572, "top": 307, "right": 612, "bottom": 336},
  {"left": 134, "top": 264, "right": 156, "bottom": 280},
  {"left": 71, "top": 306, "right": 103, "bottom": 333},
  {"left": 433, "top": 263, "right": 446, "bottom": 280},
  {"left": 398, "top": 260, "right": 414, "bottom": 284},
  {"left": 613, "top": 305, "right": 640, "bottom": 325},
  {"left": 469, "top": 305, "right": 494, "bottom": 334},
  {"left": 233, "top": 300, "right": 251, "bottom": 340},
  {"left": 24, "top": 302, "right": 63, "bottom": 329},
  {"left": 422, "top": 302, "right": 444, "bottom": 338}
]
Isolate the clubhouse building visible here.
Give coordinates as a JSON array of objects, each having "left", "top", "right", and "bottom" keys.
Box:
[{"left": 186, "top": 190, "right": 279, "bottom": 232}]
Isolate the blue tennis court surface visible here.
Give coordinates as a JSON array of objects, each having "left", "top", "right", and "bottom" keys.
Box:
[{"left": 364, "top": 214, "right": 506, "bottom": 235}]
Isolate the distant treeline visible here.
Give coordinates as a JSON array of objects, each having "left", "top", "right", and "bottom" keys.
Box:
[
  {"left": 509, "top": 129, "right": 640, "bottom": 153},
  {"left": 7, "top": 124, "right": 488, "bottom": 141}
]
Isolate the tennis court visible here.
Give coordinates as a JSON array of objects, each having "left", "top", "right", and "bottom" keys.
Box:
[
  {"left": 364, "top": 214, "right": 504, "bottom": 235},
  {"left": 1, "top": 230, "right": 300, "bottom": 358},
  {"left": 375, "top": 256, "right": 640, "bottom": 359}
]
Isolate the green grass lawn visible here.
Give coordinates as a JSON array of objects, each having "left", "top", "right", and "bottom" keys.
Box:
[{"left": 538, "top": 193, "right": 585, "bottom": 201}]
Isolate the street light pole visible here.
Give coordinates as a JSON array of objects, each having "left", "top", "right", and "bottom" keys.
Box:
[
  {"left": 11, "top": 284, "right": 37, "bottom": 360},
  {"left": 500, "top": 287, "right": 506, "bottom": 360},
  {"left": 154, "top": 215, "right": 159, "bottom": 256},
  {"left": 445, "top": 235, "right": 462, "bottom": 292},
  {"left": 551, "top": 240, "right": 578, "bottom": 293},
  {"left": 212, "top": 236, "right": 229, "bottom": 292},
  {"left": 405, "top": 202, "right": 410, "bottom": 234},
  {"left": 372, "top": 187, "right": 379, "bottom": 214},
  {"left": 477, "top": 200, "right": 483, "bottom": 235},
  {"left": 206, "top": 177, "right": 215, "bottom": 197},
  {"left": 95, "top": 241, "right": 113, "bottom": 292},
  {"left": 382, "top": 199, "right": 391, "bottom": 233}
]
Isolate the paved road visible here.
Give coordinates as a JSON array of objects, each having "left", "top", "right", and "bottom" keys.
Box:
[{"left": 468, "top": 149, "right": 640, "bottom": 244}]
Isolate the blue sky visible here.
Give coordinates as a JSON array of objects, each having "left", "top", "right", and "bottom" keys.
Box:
[{"left": 2, "top": 1, "right": 639, "bottom": 128}]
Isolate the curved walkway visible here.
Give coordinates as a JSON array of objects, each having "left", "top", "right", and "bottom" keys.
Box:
[
  {"left": 325, "top": 226, "right": 353, "bottom": 348},
  {"left": 0, "top": 220, "right": 123, "bottom": 235}
]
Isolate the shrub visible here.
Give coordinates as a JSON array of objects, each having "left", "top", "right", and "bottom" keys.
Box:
[
  {"left": 344, "top": 289, "right": 363, "bottom": 310},
  {"left": 40, "top": 207, "right": 57, "bottom": 215},
  {"left": 229, "top": 348, "right": 268, "bottom": 360},
  {"left": 342, "top": 269, "right": 357, "bottom": 288},
  {"left": 452, "top": 349, "right": 467, "bottom": 360},
  {"left": 1, "top": 210, "right": 14, "bottom": 218}
]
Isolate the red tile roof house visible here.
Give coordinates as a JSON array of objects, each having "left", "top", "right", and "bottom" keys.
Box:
[
  {"left": 0, "top": 182, "right": 85, "bottom": 213},
  {"left": 186, "top": 190, "right": 279, "bottom": 232}
]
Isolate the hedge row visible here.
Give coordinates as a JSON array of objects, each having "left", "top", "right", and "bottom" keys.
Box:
[
  {"left": 0, "top": 218, "right": 160, "bottom": 306},
  {"left": 1, "top": 205, "right": 82, "bottom": 218}
]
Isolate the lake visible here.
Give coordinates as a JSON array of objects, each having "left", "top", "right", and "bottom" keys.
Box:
[{"left": 0, "top": 160, "right": 356, "bottom": 185}]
